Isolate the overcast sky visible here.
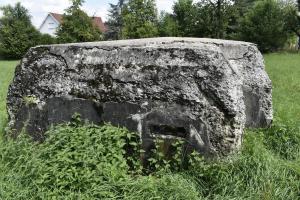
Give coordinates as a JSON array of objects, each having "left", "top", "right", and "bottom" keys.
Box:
[{"left": 0, "top": 0, "right": 176, "bottom": 28}]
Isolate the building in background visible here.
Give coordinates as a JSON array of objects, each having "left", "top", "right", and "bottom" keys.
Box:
[{"left": 39, "top": 12, "right": 106, "bottom": 36}]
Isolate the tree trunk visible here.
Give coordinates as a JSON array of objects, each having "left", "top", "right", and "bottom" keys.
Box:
[
  {"left": 297, "top": 0, "right": 300, "bottom": 50},
  {"left": 217, "top": 0, "right": 222, "bottom": 38}
]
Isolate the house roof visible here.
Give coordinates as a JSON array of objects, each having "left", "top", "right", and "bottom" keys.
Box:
[
  {"left": 50, "top": 12, "right": 63, "bottom": 23},
  {"left": 49, "top": 12, "right": 107, "bottom": 32}
]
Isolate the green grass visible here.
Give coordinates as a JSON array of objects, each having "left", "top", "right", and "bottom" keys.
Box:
[
  {"left": 0, "top": 60, "right": 19, "bottom": 134},
  {"left": 0, "top": 54, "right": 299, "bottom": 199},
  {"left": 265, "top": 53, "right": 300, "bottom": 125}
]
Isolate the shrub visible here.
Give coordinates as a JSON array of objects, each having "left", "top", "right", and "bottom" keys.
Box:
[
  {"left": 0, "top": 3, "right": 41, "bottom": 59},
  {"left": 0, "top": 121, "right": 137, "bottom": 198},
  {"left": 239, "top": 0, "right": 288, "bottom": 52},
  {"left": 0, "top": 119, "right": 203, "bottom": 199},
  {"left": 158, "top": 12, "right": 180, "bottom": 37},
  {"left": 38, "top": 34, "right": 56, "bottom": 45},
  {"left": 0, "top": 116, "right": 299, "bottom": 199}
]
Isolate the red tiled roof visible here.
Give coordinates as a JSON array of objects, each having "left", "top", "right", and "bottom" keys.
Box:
[{"left": 49, "top": 12, "right": 107, "bottom": 32}]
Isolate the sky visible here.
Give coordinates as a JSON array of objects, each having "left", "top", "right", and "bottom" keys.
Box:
[{"left": 0, "top": 0, "right": 176, "bottom": 28}]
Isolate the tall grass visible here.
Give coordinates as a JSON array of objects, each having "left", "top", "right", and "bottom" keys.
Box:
[
  {"left": 0, "top": 60, "right": 18, "bottom": 135},
  {"left": 0, "top": 53, "right": 299, "bottom": 199},
  {"left": 264, "top": 53, "right": 300, "bottom": 125}
]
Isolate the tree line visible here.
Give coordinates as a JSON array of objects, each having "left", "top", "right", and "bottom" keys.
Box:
[
  {"left": 0, "top": 0, "right": 299, "bottom": 59},
  {"left": 106, "top": 0, "right": 300, "bottom": 52}
]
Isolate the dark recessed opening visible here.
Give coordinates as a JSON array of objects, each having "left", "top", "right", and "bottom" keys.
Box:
[{"left": 149, "top": 124, "right": 187, "bottom": 138}]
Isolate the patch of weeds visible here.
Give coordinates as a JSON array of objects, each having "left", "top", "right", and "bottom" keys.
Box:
[
  {"left": 146, "top": 138, "right": 204, "bottom": 173},
  {"left": 263, "top": 123, "right": 300, "bottom": 160},
  {"left": 23, "top": 95, "right": 39, "bottom": 106}
]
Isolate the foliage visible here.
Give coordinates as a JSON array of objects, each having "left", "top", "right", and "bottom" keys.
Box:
[
  {"left": 56, "top": 0, "right": 102, "bottom": 43},
  {"left": 105, "top": 0, "right": 126, "bottom": 40},
  {"left": 238, "top": 0, "right": 288, "bottom": 52},
  {"left": 234, "top": 0, "right": 257, "bottom": 14},
  {"left": 146, "top": 138, "right": 204, "bottom": 173},
  {"left": 121, "top": 0, "right": 158, "bottom": 39},
  {"left": 172, "top": 0, "right": 197, "bottom": 37},
  {"left": 170, "top": 0, "right": 238, "bottom": 38},
  {"left": 0, "top": 3, "right": 41, "bottom": 59},
  {"left": 158, "top": 12, "right": 180, "bottom": 37},
  {"left": 283, "top": 1, "right": 300, "bottom": 37},
  {"left": 194, "top": 0, "right": 238, "bottom": 39},
  {"left": 0, "top": 120, "right": 202, "bottom": 199},
  {"left": 38, "top": 33, "right": 56, "bottom": 45},
  {"left": 0, "top": 121, "right": 299, "bottom": 199},
  {"left": 162, "top": 0, "right": 299, "bottom": 51}
]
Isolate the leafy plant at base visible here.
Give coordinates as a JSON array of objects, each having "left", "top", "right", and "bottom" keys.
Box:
[
  {"left": 146, "top": 138, "right": 205, "bottom": 173},
  {"left": 0, "top": 119, "right": 204, "bottom": 199}
]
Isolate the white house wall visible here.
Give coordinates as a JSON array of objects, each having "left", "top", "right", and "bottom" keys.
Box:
[{"left": 39, "top": 15, "right": 59, "bottom": 36}]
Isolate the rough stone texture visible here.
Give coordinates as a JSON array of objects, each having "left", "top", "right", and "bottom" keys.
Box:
[{"left": 7, "top": 37, "right": 272, "bottom": 157}]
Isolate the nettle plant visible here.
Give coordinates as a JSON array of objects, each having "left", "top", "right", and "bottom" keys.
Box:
[
  {"left": 38, "top": 114, "right": 204, "bottom": 182},
  {"left": 63, "top": 114, "right": 204, "bottom": 175},
  {"left": 146, "top": 138, "right": 204, "bottom": 173},
  {"left": 1, "top": 114, "right": 205, "bottom": 197}
]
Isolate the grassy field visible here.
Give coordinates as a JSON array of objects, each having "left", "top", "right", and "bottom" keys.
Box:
[
  {"left": 265, "top": 53, "right": 300, "bottom": 125},
  {"left": 0, "top": 54, "right": 299, "bottom": 199},
  {"left": 0, "top": 60, "right": 19, "bottom": 134}
]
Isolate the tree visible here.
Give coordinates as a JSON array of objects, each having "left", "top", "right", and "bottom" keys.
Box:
[
  {"left": 56, "top": 0, "right": 102, "bottom": 43},
  {"left": 173, "top": 0, "right": 197, "bottom": 37},
  {"left": 283, "top": 1, "right": 300, "bottom": 39},
  {"left": 105, "top": 0, "right": 127, "bottom": 40},
  {"left": 298, "top": 0, "right": 300, "bottom": 49},
  {"left": 172, "top": 0, "right": 237, "bottom": 38},
  {"left": 158, "top": 12, "right": 180, "bottom": 37},
  {"left": 239, "top": 0, "right": 288, "bottom": 52},
  {"left": 121, "top": 0, "right": 158, "bottom": 39},
  {"left": 196, "top": 0, "right": 239, "bottom": 39},
  {"left": 0, "top": 3, "right": 40, "bottom": 59},
  {"left": 234, "top": 0, "right": 256, "bottom": 14}
]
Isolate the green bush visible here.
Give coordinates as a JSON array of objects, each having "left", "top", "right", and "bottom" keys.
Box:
[
  {"left": 0, "top": 3, "right": 57, "bottom": 59},
  {"left": 158, "top": 12, "right": 180, "bottom": 37},
  {"left": 0, "top": 119, "right": 203, "bottom": 199},
  {"left": 1, "top": 120, "right": 299, "bottom": 199},
  {"left": 0, "top": 3, "right": 41, "bottom": 59},
  {"left": 239, "top": 0, "right": 288, "bottom": 52},
  {"left": 38, "top": 34, "right": 56, "bottom": 45}
]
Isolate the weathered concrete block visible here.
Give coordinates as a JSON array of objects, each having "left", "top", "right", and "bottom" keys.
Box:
[{"left": 7, "top": 37, "right": 272, "bottom": 157}]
